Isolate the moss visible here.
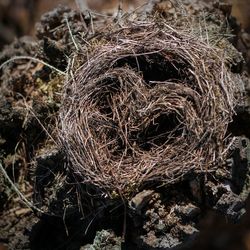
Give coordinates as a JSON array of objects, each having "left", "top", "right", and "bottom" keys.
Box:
[{"left": 35, "top": 74, "right": 64, "bottom": 104}]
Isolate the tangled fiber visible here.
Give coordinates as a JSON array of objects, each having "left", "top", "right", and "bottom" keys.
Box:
[{"left": 59, "top": 17, "right": 239, "bottom": 197}]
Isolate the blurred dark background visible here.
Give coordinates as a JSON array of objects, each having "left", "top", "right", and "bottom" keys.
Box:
[
  {"left": 0, "top": 0, "right": 145, "bottom": 50},
  {"left": 0, "top": 0, "right": 250, "bottom": 50}
]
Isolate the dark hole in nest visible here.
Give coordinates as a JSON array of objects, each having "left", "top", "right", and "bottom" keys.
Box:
[
  {"left": 102, "top": 113, "right": 183, "bottom": 156},
  {"left": 135, "top": 113, "right": 183, "bottom": 151},
  {"left": 115, "top": 53, "right": 191, "bottom": 86},
  {"left": 95, "top": 78, "right": 121, "bottom": 116},
  {"left": 227, "top": 110, "right": 250, "bottom": 138}
]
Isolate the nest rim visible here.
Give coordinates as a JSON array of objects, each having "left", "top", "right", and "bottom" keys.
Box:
[{"left": 59, "top": 17, "right": 238, "bottom": 198}]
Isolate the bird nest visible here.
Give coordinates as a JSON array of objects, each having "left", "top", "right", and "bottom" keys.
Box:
[{"left": 59, "top": 17, "right": 238, "bottom": 197}]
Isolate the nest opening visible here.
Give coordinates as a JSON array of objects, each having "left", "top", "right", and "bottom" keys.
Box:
[
  {"left": 96, "top": 79, "right": 121, "bottom": 116},
  {"left": 115, "top": 53, "right": 190, "bottom": 85},
  {"left": 135, "top": 113, "right": 183, "bottom": 151}
]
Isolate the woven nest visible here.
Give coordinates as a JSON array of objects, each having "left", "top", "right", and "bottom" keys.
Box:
[{"left": 59, "top": 18, "right": 238, "bottom": 197}]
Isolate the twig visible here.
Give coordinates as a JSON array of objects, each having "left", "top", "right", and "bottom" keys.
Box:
[
  {"left": 65, "top": 16, "right": 79, "bottom": 51},
  {"left": 0, "top": 161, "right": 45, "bottom": 214},
  {"left": 0, "top": 56, "right": 66, "bottom": 75}
]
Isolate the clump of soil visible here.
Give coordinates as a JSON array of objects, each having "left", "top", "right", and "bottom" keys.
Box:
[{"left": 0, "top": 1, "right": 250, "bottom": 250}]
